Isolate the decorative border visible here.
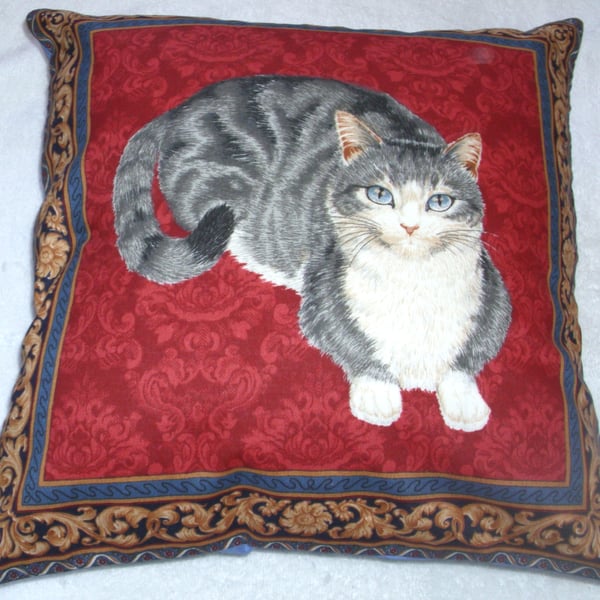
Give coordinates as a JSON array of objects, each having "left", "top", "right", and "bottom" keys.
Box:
[{"left": 0, "top": 10, "right": 597, "bottom": 583}]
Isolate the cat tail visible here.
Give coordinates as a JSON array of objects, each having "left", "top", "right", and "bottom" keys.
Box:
[{"left": 112, "top": 119, "right": 235, "bottom": 284}]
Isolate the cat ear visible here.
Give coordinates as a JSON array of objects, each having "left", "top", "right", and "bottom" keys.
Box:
[
  {"left": 445, "top": 133, "right": 482, "bottom": 180},
  {"left": 335, "top": 111, "right": 382, "bottom": 164}
]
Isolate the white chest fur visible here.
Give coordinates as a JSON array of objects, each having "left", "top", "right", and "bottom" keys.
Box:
[{"left": 344, "top": 244, "right": 482, "bottom": 391}]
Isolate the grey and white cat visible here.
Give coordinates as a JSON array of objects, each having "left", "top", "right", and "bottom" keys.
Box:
[{"left": 113, "top": 75, "right": 511, "bottom": 431}]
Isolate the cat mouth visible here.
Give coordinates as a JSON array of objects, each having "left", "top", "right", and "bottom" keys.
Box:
[
  {"left": 388, "top": 233, "right": 457, "bottom": 259},
  {"left": 383, "top": 231, "right": 430, "bottom": 252}
]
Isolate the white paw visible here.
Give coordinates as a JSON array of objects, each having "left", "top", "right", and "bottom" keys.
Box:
[
  {"left": 349, "top": 377, "right": 402, "bottom": 426},
  {"left": 437, "top": 371, "right": 490, "bottom": 432}
]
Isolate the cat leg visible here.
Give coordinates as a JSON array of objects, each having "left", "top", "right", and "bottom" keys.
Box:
[
  {"left": 349, "top": 376, "right": 402, "bottom": 426},
  {"left": 436, "top": 370, "right": 490, "bottom": 432}
]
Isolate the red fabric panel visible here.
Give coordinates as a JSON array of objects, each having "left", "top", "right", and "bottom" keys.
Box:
[{"left": 44, "top": 25, "right": 564, "bottom": 482}]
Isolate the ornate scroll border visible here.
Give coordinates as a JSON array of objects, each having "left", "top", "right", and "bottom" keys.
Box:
[{"left": 0, "top": 11, "right": 598, "bottom": 583}]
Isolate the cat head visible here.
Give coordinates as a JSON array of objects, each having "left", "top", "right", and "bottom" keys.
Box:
[{"left": 330, "top": 111, "right": 485, "bottom": 260}]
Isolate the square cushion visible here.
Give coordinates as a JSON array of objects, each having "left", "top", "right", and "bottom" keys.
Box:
[{"left": 1, "top": 9, "right": 598, "bottom": 583}]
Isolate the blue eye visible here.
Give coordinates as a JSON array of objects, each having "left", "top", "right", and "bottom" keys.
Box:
[
  {"left": 366, "top": 186, "right": 394, "bottom": 206},
  {"left": 426, "top": 193, "right": 454, "bottom": 212}
]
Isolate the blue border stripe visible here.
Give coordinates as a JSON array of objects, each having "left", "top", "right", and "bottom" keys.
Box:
[
  {"left": 23, "top": 17, "right": 583, "bottom": 508},
  {"left": 24, "top": 471, "right": 579, "bottom": 506}
]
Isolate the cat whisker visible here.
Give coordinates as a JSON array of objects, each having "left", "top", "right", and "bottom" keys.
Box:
[
  {"left": 436, "top": 232, "right": 483, "bottom": 255},
  {"left": 333, "top": 224, "right": 382, "bottom": 263},
  {"left": 482, "top": 230, "right": 500, "bottom": 239},
  {"left": 441, "top": 234, "right": 479, "bottom": 244},
  {"left": 445, "top": 229, "right": 500, "bottom": 253},
  {"left": 439, "top": 232, "right": 480, "bottom": 245},
  {"left": 480, "top": 232, "right": 501, "bottom": 253},
  {"left": 340, "top": 226, "right": 380, "bottom": 238},
  {"left": 338, "top": 230, "right": 379, "bottom": 252},
  {"left": 478, "top": 238, "right": 499, "bottom": 253},
  {"left": 333, "top": 217, "right": 381, "bottom": 247},
  {"left": 347, "top": 233, "right": 380, "bottom": 266},
  {"left": 332, "top": 217, "right": 379, "bottom": 229},
  {"left": 331, "top": 215, "right": 380, "bottom": 230},
  {"left": 443, "top": 228, "right": 482, "bottom": 238}
]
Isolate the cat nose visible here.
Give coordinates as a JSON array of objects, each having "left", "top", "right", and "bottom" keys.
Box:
[{"left": 401, "top": 223, "right": 420, "bottom": 236}]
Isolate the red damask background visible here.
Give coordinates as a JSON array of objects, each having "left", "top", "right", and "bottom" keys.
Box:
[{"left": 44, "top": 24, "right": 565, "bottom": 482}]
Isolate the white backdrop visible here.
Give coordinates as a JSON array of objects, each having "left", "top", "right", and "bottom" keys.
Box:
[{"left": 0, "top": 1, "right": 598, "bottom": 598}]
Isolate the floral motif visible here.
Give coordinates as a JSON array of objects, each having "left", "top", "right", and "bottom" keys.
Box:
[
  {"left": 280, "top": 501, "right": 333, "bottom": 536},
  {"left": 35, "top": 232, "right": 69, "bottom": 279},
  {"left": 45, "top": 376, "right": 150, "bottom": 479},
  {"left": 240, "top": 368, "right": 390, "bottom": 471},
  {"left": 473, "top": 383, "right": 566, "bottom": 480}
]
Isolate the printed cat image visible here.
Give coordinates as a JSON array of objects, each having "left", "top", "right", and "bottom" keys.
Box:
[{"left": 113, "top": 75, "right": 511, "bottom": 432}]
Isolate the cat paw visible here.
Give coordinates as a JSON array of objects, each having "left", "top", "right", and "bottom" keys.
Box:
[
  {"left": 349, "top": 377, "right": 402, "bottom": 426},
  {"left": 437, "top": 371, "right": 490, "bottom": 432}
]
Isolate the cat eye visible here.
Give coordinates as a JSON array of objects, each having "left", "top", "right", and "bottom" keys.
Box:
[
  {"left": 366, "top": 185, "right": 394, "bottom": 206},
  {"left": 426, "top": 193, "right": 454, "bottom": 212}
]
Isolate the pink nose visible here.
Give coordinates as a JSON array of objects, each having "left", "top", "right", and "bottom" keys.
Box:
[{"left": 401, "top": 224, "right": 420, "bottom": 236}]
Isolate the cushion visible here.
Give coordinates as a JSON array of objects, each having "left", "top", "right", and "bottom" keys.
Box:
[{"left": 1, "top": 9, "right": 598, "bottom": 584}]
